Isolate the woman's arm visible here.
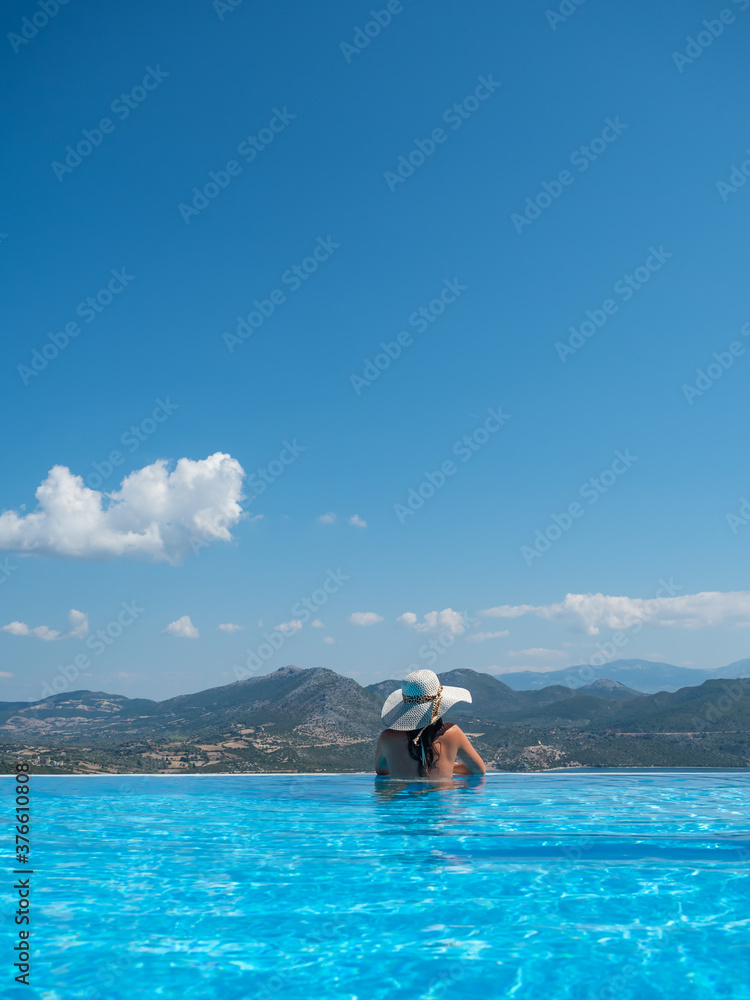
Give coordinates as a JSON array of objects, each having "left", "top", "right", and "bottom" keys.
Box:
[
  {"left": 374, "top": 733, "right": 389, "bottom": 775},
  {"left": 454, "top": 728, "right": 486, "bottom": 774}
]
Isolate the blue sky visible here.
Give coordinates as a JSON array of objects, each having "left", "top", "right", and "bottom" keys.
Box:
[{"left": 2, "top": 0, "right": 750, "bottom": 701}]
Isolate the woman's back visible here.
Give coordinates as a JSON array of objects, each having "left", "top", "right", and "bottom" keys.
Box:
[{"left": 376, "top": 722, "right": 486, "bottom": 779}]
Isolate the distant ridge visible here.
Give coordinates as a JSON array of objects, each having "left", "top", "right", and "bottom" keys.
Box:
[
  {"left": 367, "top": 669, "right": 588, "bottom": 722},
  {"left": 496, "top": 658, "right": 750, "bottom": 694}
]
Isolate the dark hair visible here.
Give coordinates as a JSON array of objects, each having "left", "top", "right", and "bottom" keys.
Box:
[{"left": 406, "top": 717, "right": 444, "bottom": 776}]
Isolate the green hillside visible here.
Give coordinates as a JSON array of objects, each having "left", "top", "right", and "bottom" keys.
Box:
[{"left": 2, "top": 667, "right": 749, "bottom": 774}]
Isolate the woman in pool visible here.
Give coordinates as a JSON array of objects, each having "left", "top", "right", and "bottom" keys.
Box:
[{"left": 375, "top": 669, "right": 486, "bottom": 779}]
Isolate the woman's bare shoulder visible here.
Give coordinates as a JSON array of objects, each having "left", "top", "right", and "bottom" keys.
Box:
[{"left": 437, "top": 722, "right": 462, "bottom": 740}]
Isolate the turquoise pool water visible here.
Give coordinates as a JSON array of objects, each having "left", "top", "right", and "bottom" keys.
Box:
[{"left": 4, "top": 770, "right": 749, "bottom": 999}]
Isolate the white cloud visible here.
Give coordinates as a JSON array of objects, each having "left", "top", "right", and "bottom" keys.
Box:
[
  {"left": 310, "top": 619, "right": 325, "bottom": 628},
  {"left": 348, "top": 612, "right": 384, "bottom": 627},
  {"left": 479, "top": 590, "right": 750, "bottom": 635},
  {"left": 318, "top": 512, "right": 336, "bottom": 524},
  {"left": 398, "top": 612, "right": 418, "bottom": 627},
  {"left": 348, "top": 514, "right": 367, "bottom": 528},
  {"left": 478, "top": 603, "right": 537, "bottom": 620},
  {"left": 508, "top": 647, "right": 566, "bottom": 659},
  {"left": 2, "top": 622, "right": 58, "bottom": 641},
  {"left": 465, "top": 630, "right": 509, "bottom": 643},
  {"left": 0, "top": 671, "right": 14, "bottom": 678},
  {"left": 397, "top": 609, "right": 466, "bottom": 635},
  {"left": 218, "top": 623, "right": 245, "bottom": 632},
  {"left": 1, "top": 608, "right": 89, "bottom": 642},
  {"left": 323, "top": 636, "right": 336, "bottom": 644},
  {"left": 274, "top": 619, "right": 303, "bottom": 635},
  {"left": 0, "top": 453, "right": 245, "bottom": 565},
  {"left": 163, "top": 615, "right": 200, "bottom": 639},
  {"left": 66, "top": 610, "right": 89, "bottom": 639}
]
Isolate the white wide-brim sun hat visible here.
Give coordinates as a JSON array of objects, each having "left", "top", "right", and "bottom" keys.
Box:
[{"left": 380, "top": 668, "right": 472, "bottom": 731}]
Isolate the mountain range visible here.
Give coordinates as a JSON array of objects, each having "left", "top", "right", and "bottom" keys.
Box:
[
  {"left": 2, "top": 662, "right": 750, "bottom": 774},
  {"left": 496, "top": 658, "right": 750, "bottom": 693}
]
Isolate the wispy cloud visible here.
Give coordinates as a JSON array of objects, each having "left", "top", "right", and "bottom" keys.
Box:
[
  {"left": 465, "top": 630, "right": 509, "bottom": 643},
  {"left": 218, "top": 623, "right": 245, "bottom": 632},
  {"left": 398, "top": 609, "right": 466, "bottom": 635},
  {"left": 1, "top": 609, "right": 89, "bottom": 642},
  {"left": 507, "top": 647, "right": 566, "bottom": 659},
  {"left": 318, "top": 512, "right": 336, "bottom": 524},
  {"left": 310, "top": 619, "right": 325, "bottom": 628},
  {"left": 479, "top": 590, "right": 750, "bottom": 635},
  {"left": 348, "top": 612, "right": 384, "bottom": 627},
  {"left": 0, "top": 453, "right": 245, "bottom": 565},
  {"left": 274, "top": 619, "right": 303, "bottom": 634},
  {"left": 323, "top": 635, "right": 336, "bottom": 644},
  {"left": 348, "top": 514, "right": 367, "bottom": 528},
  {"left": 114, "top": 671, "right": 145, "bottom": 682},
  {"left": 163, "top": 615, "right": 200, "bottom": 638}
]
